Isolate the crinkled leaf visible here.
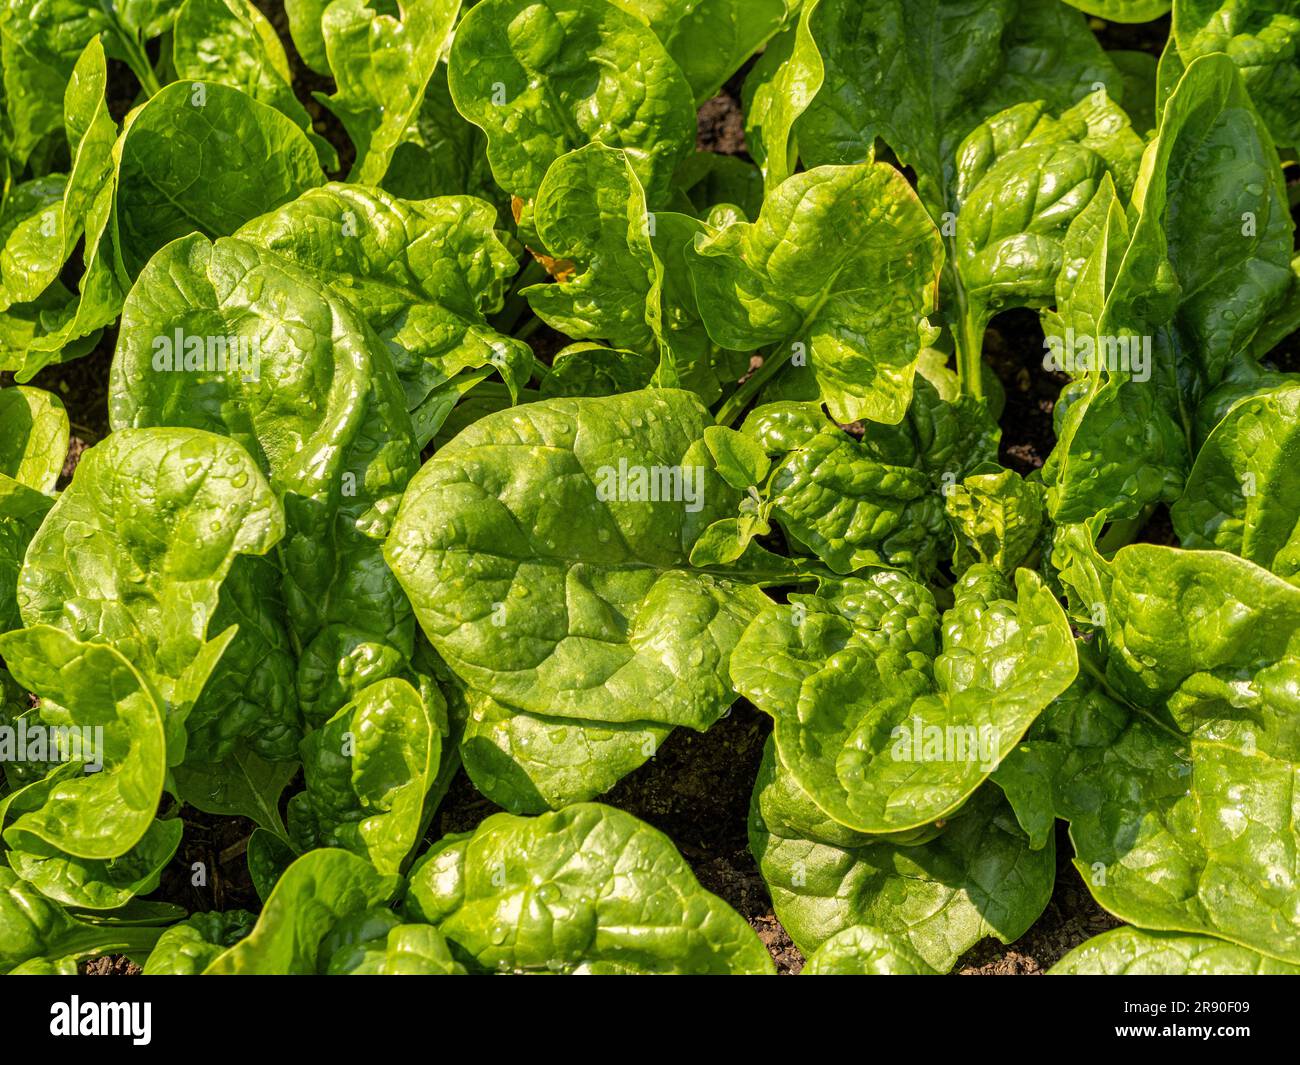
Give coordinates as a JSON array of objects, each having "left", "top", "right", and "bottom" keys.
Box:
[
  {"left": 447, "top": 0, "right": 696, "bottom": 205},
  {"left": 404, "top": 802, "right": 774, "bottom": 973}
]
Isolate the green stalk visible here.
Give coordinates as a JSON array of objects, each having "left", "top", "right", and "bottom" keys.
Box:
[
  {"left": 715, "top": 346, "right": 786, "bottom": 427},
  {"left": 112, "top": 24, "right": 162, "bottom": 98},
  {"left": 1096, "top": 507, "right": 1152, "bottom": 555},
  {"left": 944, "top": 248, "right": 984, "bottom": 401}
]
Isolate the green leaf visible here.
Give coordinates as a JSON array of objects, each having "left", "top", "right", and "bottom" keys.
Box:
[
  {"left": 284, "top": 0, "right": 331, "bottom": 74},
  {"left": 173, "top": 0, "right": 336, "bottom": 168},
  {"left": 1060, "top": 0, "right": 1171, "bottom": 20},
  {"left": 110, "top": 233, "right": 422, "bottom": 727},
  {"left": 1013, "top": 546, "right": 1300, "bottom": 964},
  {"left": 246, "top": 827, "right": 296, "bottom": 902},
  {"left": 950, "top": 91, "right": 1145, "bottom": 375},
  {"left": 447, "top": 0, "right": 697, "bottom": 205},
  {"left": 789, "top": 0, "right": 1118, "bottom": 212},
  {"left": 946, "top": 467, "right": 1045, "bottom": 576},
  {"left": 3, "top": 817, "right": 181, "bottom": 909},
  {"left": 611, "top": 0, "right": 792, "bottom": 103},
  {"left": 1044, "top": 56, "right": 1294, "bottom": 525},
  {"left": 539, "top": 343, "right": 657, "bottom": 398},
  {"left": 235, "top": 183, "right": 530, "bottom": 447},
  {"left": 749, "top": 739, "right": 1054, "bottom": 970},
  {"left": 802, "top": 924, "right": 939, "bottom": 974},
  {"left": 204, "top": 848, "right": 402, "bottom": 974},
  {"left": 171, "top": 747, "right": 297, "bottom": 837},
  {"left": 404, "top": 802, "right": 775, "bottom": 973},
  {"left": 690, "top": 163, "right": 943, "bottom": 425},
  {"left": 0, "top": 627, "right": 167, "bottom": 860},
  {"left": 385, "top": 388, "right": 782, "bottom": 731},
  {"left": 741, "top": 0, "right": 825, "bottom": 192},
  {"left": 288, "top": 677, "right": 441, "bottom": 875},
  {"left": 315, "top": 0, "right": 461, "bottom": 184},
  {"left": 0, "top": 1, "right": 170, "bottom": 166},
  {"left": 0, "top": 386, "right": 68, "bottom": 493},
  {"left": 380, "top": 64, "right": 501, "bottom": 205},
  {"left": 113, "top": 80, "right": 324, "bottom": 277},
  {"left": 142, "top": 909, "right": 256, "bottom": 974},
  {"left": 765, "top": 429, "right": 949, "bottom": 576},
  {"left": 17, "top": 428, "right": 283, "bottom": 745},
  {"left": 460, "top": 688, "right": 670, "bottom": 813},
  {"left": 0, "top": 856, "right": 164, "bottom": 973},
  {"left": 1049, "top": 927, "right": 1300, "bottom": 974},
  {"left": 7, "top": 36, "right": 124, "bottom": 379},
  {"left": 733, "top": 566, "right": 1076, "bottom": 833},
  {"left": 1170, "top": 0, "right": 1300, "bottom": 147},
  {"left": 1172, "top": 381, "right": 1300, "bottom": 579},
  {"left": 525, "top": 145, "right": 668, "bottom": 356}
]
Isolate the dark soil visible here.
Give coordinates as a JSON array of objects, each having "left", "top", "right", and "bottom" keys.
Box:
[
  {"left": 153, "top": 810, "right": 263, "bottom": 915},
  {"left": 697, "top": 94, "right": 748, "bottom": 157},
  {"left": 985, "top": 308, "right": 1067, "bottom": 476},
  {"left": 82, "top": 956, "right": 142, "bottom": 976},
  {"left": 696, "top": 62, "right": 754, "bottom": 159}
]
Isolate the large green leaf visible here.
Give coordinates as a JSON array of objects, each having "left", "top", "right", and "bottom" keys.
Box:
[
  {"left": 460, "top": 688, "right": 670, "bottom": 813},
  {"left": 110, "top": 233, "right": 421, "bottom": 728},
  {"left": 17, "top": 428, "right": 283, "bottom": 745},
  {"left": 787, "top": 0, "right": 1118, "bottom": 212},
  {"left": 689, "top": 163, "right": 943, "bottom": 425},
  {"left": 235, "top": 182, "right": 530, "bottom": 446},
  {"left": 1044, "top": 55, "right": 1293, "bottom": 526},
  {"left": 386, "top": 388, "right": 785, "bottom": 731},
  {"left": 1004, "top": 546, "right": 1300, "bottom": 964},
  {"left": 1172, "top": 381, "right": 1300, "bottom": 579},
  {"left": 404, "top": 802, "right": 775, "bottom": 973},
  {"left": 0, "top": 856, "right": 164, "bottom": 973},
  {"left": 749, "top": 739, "right": 1054, "bottom": 970},
  {"left": 113, "top": 80, "right": 324, "bottom": 276},
  {"left": 734, "top": 566, "right": 1076, "bottom": 833},
  {"left": 447, "top": 0, "right": 696, "bottom": 205}
]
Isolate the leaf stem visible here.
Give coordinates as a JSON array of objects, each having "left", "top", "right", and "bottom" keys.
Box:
[
  {"left": 113, "top": 25, "right": 162, "bottom": 98},
  {"left": 716, "top": 346, "right": 787, "bottom": 427}
]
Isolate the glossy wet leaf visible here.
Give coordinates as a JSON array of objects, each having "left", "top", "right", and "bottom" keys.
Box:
[
  {"left": 386, "top": 389, "right": 783, "bottom": 731},
  {"left": 235, "top": 183, "right": 530, "bottom": 446},
  {"left": 447, "top": 0, "right": 696, "bottom": 205},
  {"left": 749, "top": 740, "right": 1054, "bottom": 970},
  {"left": 404, "top": 802, "right": 775, "bottom": 973},
  {"left": 733, "top": 566, "right": 1076, "bottom": 833},
  {"left": 113, "top": 81, "right": 324, "bottom": 276},
  {"left": 689, "top": 163, "right": 943, "bottom": 424},
  {"left": 316, "top": 0, "right": 461, "bottom": 184}
]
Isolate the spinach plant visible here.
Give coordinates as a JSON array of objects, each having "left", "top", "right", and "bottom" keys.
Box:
[{"left": 0, "top": 0, "right": 1297, "bottom": 980}]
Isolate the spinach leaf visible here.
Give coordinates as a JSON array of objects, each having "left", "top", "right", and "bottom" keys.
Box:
[
  {"left": 749, "top": 739, "right": 1055, "bottom": 971},
  {"left": 447, "top": 0, "right": 696, "bottom": 206},
  {"left": 403, "top": 802, "right": 775, "bottom": 973}
]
